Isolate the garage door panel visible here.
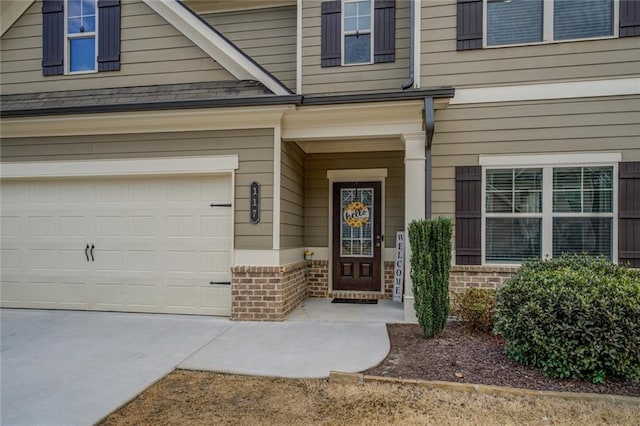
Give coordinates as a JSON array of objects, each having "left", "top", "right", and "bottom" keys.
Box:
[
  {"left": 1, "top": 175, "right": 232, "bottom": 316},
  {"left": 167, "top": 215, "right": 198, "bottom": 237},
  {"left": 94, "top": 216, "right": 126, "bottom": 237},
  {"left": 125, "top": 250, "right": 159, "bottom": 273},
  {"left": 1, "top": 216, "right": 21, "bottom": 237},
  {"left": 59, "top": 216, "right": 89, "bottom": 237}
]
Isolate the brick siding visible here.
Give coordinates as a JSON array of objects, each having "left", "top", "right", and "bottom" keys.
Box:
[
  {"left": 231, "top": 261, "right": 308, "bottom": 321},
  {"left": 449, "top": 265, "right": 519, "bottom": 295}
]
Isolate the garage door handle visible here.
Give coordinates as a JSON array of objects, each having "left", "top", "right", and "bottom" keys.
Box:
[
  {"left": 210, "top": 281, "right": 231, "bottom": 285},
  {"left": 85, "top": 244, "right": 90, "bottom": 262},
  {"left": 90, "top": 244, "right": 95, "bottom": 262}
]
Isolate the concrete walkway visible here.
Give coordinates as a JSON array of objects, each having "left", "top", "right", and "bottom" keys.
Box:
[{"left": 1, "top": 306, "right": 390, "bottom": 425}]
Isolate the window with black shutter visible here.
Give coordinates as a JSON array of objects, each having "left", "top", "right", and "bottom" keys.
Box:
[
  {"left": 619, "top": 162, "right": 640, "bottom": 268},
  {"left": 457, "top": 0, "right": 639, "bottom": 51},
  {"left": 42, "top": 0, "right": 120, "bottom": 75},
  {"left": 321, "top": 0, "right": 395, "bottom": 67},
  {"left": 455, "top": 166, "right": 482, "bottom": 265}
]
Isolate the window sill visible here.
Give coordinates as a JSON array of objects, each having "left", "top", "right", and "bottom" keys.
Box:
[
  {"left": 65, "top": 69, "right": 98, "bottom": 76},
  {"left": 484, "top": 34, "right": 618, "bottom": 49}
]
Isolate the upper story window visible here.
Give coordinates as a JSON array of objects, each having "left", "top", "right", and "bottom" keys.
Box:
[
  {"left": 343, "top": 0, "right": 373, "bottom": 64},
  {"left": 42, "top": 0, "right": 121, "bottom": 76},
  {"left": 320, "top": 0, "right": 395, "bottom": 68},
  {"left": 486, "top": 0, "right": 615, "bottom": 47},
  {"left": 66, "top": 0, "right": 97, "bottom": 73},
  {"left": 456, "top": 0, "right": 638, "bottom": 51}
]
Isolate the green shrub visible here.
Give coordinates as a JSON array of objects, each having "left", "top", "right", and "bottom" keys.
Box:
[
  {"left": 453, "top": 288, "right": 496, "bottom": 333},
  {"left": 408, "top": 217, "right": 453, "bottom": 338},
  {"left": 494, "top": 254, "right": 640, "bottom": 383}
]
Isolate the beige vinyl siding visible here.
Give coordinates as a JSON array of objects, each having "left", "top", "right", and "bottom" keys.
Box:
[
  {"left": 0, "top": 128, "right": 275, "bottom": 250},
  {"left": 0, "top": 0, "right": 235, "bottom": 95},
  {"left": 420, "top": 1, "right": 640, "bottom": 88},
  {"left": 280, "top": 142, "right": 305, "bottom": 249},
  {"left": 305, "top": 151, "right": 405, "bottom": 248},
  {"left": 202, "top": 6, "right": 297, "bottom": 92},
  {"left": 302, "top": 1, "right": 410, "bottom": 94},
  {"left": 431, "top": 95, "right": 640, "bottom": 220}
]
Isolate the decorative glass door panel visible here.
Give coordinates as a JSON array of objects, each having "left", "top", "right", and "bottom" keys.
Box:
[
  {"left": 332, "top": 182, "right": 381, "bottom": 292},
  {"left": 340, "top": 188, "right": 374, "bottom": 257}
]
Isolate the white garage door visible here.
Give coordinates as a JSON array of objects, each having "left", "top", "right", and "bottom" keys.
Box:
[{"left": 1, "top": 175, "right": 232, "bottom": 316}]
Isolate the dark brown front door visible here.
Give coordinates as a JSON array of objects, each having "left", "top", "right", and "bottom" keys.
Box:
[{"left": 332, "top": 181, "right": 382, "bottom": 292}]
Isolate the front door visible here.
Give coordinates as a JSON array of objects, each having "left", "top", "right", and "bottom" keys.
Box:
[{"left": 332, "top": 181, "right": 382, "bottom": 292}]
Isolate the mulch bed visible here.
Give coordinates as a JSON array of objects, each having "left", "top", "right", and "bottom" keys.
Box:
[{"left": 364, "top": 321, "right": 640, "bottom": 397}]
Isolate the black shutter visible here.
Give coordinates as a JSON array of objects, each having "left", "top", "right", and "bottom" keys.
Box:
[
  {"left": 321, "top": 1, "right": 341, "bottom": 67},
  {"left": 374, "top": 0, "right": 395, "bottom": 63},
  {"left": 619, "top": 162, "right": 640, "bottom": 268},
  {"left": 42, "top": 0, "right": 64, "bottom": 76},
  {"left": 97, "top": 0, "right": 121, "bottom": 71},
  {"left": 456, "top": 0, "right": 483, "bottom": 50},
  {"left": 455, "top": 166, "right": 482, "bottom": 265},
  {"left": 620, "top": 0, "right": 640, "bottom": 37}
]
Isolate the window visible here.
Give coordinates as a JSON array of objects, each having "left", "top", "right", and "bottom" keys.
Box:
[
  {"left": 485, "top": 0, "right": 616, "bottom": 47},
  {"left": 343, "top": 0, "right": 373, "bottom": 64},
  {"left": 483, "top": 165, "right": 615, "bottom": 264},
  {"left": 42, "top": 0, "right": 120, "bottom": 76},
  {"left": 320, "top": 0, "right": 395, "bottom": 68},
  {"left": 66, "top": 0, "right": 97, "bottom": 73}
]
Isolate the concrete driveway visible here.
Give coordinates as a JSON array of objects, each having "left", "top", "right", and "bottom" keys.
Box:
[{"left": 1, "top": 308, "right": 389, "bottom": 426}]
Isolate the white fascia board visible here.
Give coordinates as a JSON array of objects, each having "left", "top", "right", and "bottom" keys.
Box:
[
  {"left": 479, "top": 152, "right": 622, "bottom": 167},
  {"left": 1, "top": 156, "right": 239, "bottom": 180},
  {"left": 452, "top": 78, "right": 640, "bottom": 104},
  {"left": 1, "top": 0, "right": 35, "bottom": 37},
  {"left": 142, "top": 0, "right": 290, "bottom": 96},
  {"left": 1, "top": 106, "right": 291, "bottom": 138}
]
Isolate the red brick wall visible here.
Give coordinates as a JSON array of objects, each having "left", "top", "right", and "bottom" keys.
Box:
[
  {"left": 307, "top": 260, "right": 393, "bottom": 300},
  {"left": 449, "top": 265, "right": 519, "bottom": 295},
  {"left": 231, "top": 261, "right": 308, "bottom": 321}
]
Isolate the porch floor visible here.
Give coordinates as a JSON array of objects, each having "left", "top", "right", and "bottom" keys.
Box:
[{"left": 287, "top": 297, "right": 408, "bottom": 323}]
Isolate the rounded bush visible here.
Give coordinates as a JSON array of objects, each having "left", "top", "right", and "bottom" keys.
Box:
[
  {"left": 453, "top": 288, "right": 496, "bottom": 333},
  {"left": 494, "top": 254, "right": 640, "bottom": 383}
]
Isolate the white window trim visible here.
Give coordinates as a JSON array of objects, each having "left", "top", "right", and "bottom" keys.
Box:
[
  {"left": 480, "top": 153, "right": 620, "bottom": 266},
  {"left": 482, "top": 0, "right": 619, "bottom": 49},
  {"left": 341, "top": 0, "right": 374, "bottom": 66},
  {"left": 64, "top": 0, "right": 98, "bottom": 75}
]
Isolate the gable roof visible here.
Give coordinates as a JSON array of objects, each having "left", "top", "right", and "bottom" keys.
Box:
[
  {"left": 1, "top": 0, "right": 35, "bottom": 37},
  {"left": 143, "top": 0, "right": 293, "bottom": 96},
  {"left": 1, "top": 0, "right": 292, "bottom": 96}
]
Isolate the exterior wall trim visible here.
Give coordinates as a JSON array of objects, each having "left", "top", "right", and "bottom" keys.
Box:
[
  {"left": 0, "top": 156, "right": 239, "bottom": 179},
  {"left": 233, "top": 248, "right": 303, "bottom": 266},
  {"left": 451, "top": 78, "right": 640, "bottom": 104},
  {"left": 479, "top": 152, "right": 622, "bottom": 167}
]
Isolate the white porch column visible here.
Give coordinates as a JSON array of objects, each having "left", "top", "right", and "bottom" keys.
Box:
[{"left": 402, "top": 132, "right": 426, "bottom": 322}]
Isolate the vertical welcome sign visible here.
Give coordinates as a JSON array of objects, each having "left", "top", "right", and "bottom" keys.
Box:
[{"left": 392, "top": 231, "right": 405, "bottom": 303}]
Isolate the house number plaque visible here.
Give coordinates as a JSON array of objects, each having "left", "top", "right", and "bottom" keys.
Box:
[{"left": 250, "top": 181, "right": 260, "bottom": 224}]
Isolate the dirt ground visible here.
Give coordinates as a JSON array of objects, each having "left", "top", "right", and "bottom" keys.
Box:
[
  {"left": 366, "top": 321, "right": 640, "bottom": 397},
  {"left": 100, "top": 321, "right": 639, "bottom": 425}
]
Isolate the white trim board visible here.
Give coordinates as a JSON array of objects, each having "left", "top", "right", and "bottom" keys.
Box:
[
  {"left": 0, "top": 156, "right": 239, "bottom": 179},
  {"left": 451, "top": 78, "right": 640, "bottom": 105},
  {"left": 479, "top": 152, "right": 622, "bottom": 167},
  {"left": 142, "top": 0, "right": 291, "bottom": 96}
]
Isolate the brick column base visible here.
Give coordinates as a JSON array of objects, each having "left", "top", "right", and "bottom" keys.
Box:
[
  {"left": 231, "top": 261, "right": 308, "bottom": 321},
  {"left": 449, "top": 265, "right": 519, "bottom": 295},
  {"left": 307, "top": 259, "right": 394, "bottom": 300}
]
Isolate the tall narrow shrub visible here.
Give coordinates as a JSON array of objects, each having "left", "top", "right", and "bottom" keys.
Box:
[{"left": 408, "top": 217, "right": 453, "bottom": 338}]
